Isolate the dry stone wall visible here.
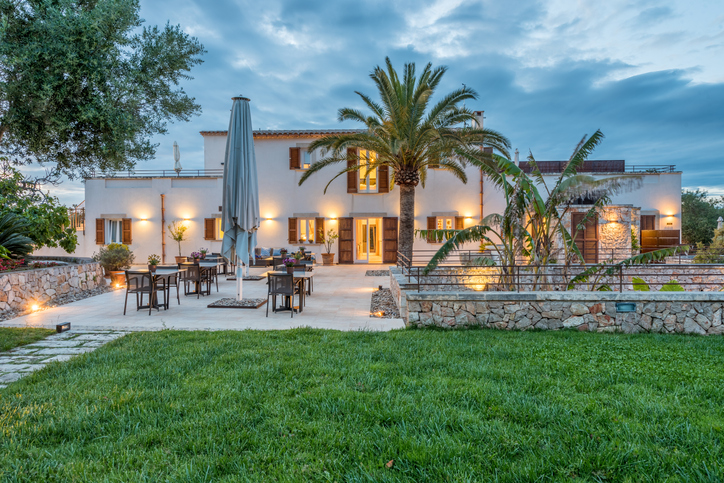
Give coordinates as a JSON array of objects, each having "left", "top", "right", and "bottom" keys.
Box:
[
  {"left": 0, "top": 262, "right": 105, "bottom": 314},
  {"left": 404, "top": 292, "right": 724, "bottom": 335}
]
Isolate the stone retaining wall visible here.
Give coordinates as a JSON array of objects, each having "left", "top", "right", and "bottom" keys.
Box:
[
  {"left": 0, "top": 262, "right": 106, "bottom": 314},
  {"left": 406, "top": 265, "right": 724, "bottom": 292},
  {"left": 403, "top": 291, "right": 724, "bottom": 335}
]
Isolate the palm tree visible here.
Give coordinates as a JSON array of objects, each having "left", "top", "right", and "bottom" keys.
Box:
[{"left": 299, "top": 58, "right": 511, "bottom": 261}]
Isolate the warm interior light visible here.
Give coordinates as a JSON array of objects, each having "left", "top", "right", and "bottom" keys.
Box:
[{"left": 115, "top": 283, "right": 121, "bottom": 288}]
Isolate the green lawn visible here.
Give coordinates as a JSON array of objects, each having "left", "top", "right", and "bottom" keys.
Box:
[
  {"left": 1, "top": 329, "right": 723, "bottom": 482},
  {"left": 0, "top": 327, "right": 55, "bottom": 352}
]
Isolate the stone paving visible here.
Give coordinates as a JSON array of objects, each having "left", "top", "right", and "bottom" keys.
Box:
[{"left": 0, "top": 330, "right": 128, "bottom": 389}]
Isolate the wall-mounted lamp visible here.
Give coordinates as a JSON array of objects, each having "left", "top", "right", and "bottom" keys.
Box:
[
  {"left": 330, "top": 217, "right": 338, "bottom": 221},
  {"left": 140, "top": 218, "right": 148, "bottom": 222},
  {"left": 265, "top": 217, "right": 273, "bottom": 221},
  {"left": 183, "top": 217, "right": 190, "bottom": 221}
]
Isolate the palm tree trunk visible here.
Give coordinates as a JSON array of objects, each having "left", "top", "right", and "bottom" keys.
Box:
[{"left": 398, "top": 183, "right": 415, "bottom": 263}]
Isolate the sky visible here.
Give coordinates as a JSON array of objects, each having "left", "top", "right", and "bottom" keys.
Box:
[{"left": 38, "top": 0, "right": 724, "bottom": 205}]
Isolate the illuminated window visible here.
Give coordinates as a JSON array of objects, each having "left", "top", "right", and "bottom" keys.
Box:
[
  {"left": 216, "top": 219, "right": 224, "bottom": 240},
  {"left": 359, "top": 149, "right": 378, "bottom": 193},
  {"left": 436, "top": 217, "right": 454, "bottom": 230},
  {"left": 302, "top": 149, "right": 312, "bottom": 169},
  {"left": 297, "top": 218, "right": 316, "bottom": 243}
]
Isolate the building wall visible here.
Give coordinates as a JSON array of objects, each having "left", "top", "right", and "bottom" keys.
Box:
[{"left": 34, "top": 132, "right": 683, "bottom": 263}]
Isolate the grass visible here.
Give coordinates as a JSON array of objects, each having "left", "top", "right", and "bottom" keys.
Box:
[
  {"left": 1, "top": 329, "right": 723, "bottom": 482},
  {"left": 0, "top": 327, "right": 55, "bottom": 353}
]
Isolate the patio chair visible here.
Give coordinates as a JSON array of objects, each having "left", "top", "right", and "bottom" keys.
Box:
[
  {"left": 294, "top": 263, "right": 313, "bottom": 295},
  {"left": 266, "top": 273, "right": 298, "bottom": 317},
  {"left": 182, "top": 264, "right": 210, "bottom": 298},
  {"left": 124, "top": 271, "right": 166, "bottom": 315},
  {"left": 156, "top": 265, "right": 181, "bottom": 306}
]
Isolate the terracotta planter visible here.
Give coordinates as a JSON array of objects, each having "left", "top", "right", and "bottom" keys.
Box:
[
  {"left": 109, "top": 271, "right": 125, "bottom": 287},
  {"left": 175, "top": 256, "right": 187, "bottom": 264},
  {"left": 322, "top": 253, "right": 335, "bottom": 265},
  {"left": 286, "top": 266, "right": 295, "bottom": 274},
  {"left": 148, "top": 264, "right": 157, "bottom": 272}
]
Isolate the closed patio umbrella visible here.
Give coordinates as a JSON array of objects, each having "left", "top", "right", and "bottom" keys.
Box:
[
  {"left": 221, "top": 96, "right": 260, "bottom": 301},
  {"left": 173, "top": 141, "right": 182, "bottom": 174}
]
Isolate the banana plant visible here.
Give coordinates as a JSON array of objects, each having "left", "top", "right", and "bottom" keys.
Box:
[{"left": 420, "top": 131, "right": 644, "bottom": 290}]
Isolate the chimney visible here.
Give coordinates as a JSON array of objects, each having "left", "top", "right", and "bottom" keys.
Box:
[
  {"left": 473, "top": 110, "right": 484, "bottom": 129},
  {"left": 514, "top": 149, "right": 519, "bottom": 166}
]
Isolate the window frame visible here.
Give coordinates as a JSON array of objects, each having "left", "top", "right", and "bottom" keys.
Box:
[
  {"left": 105, "top": 219, "right": 123, "bottom": 244},
  {"left": 358, "top": 149, "right": 378, "bottom": 193},
  {"left": 297, "top": 218, "right": 316, "bottom": 243}
]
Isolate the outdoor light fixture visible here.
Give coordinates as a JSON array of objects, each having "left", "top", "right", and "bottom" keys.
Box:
[{"left": 31, "top": 304, "right": 39, "bottom": 311}]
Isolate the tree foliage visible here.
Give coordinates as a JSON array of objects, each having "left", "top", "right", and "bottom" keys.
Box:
[
  {"left": 0, "top": 161, "right": 77, "bottom": 252},
  {"left": 681, "top": 189, "right": 724, "bottom": 246},
  {"left": 0, "top": 0, "right": 205, "bottom": 179},
  {"left": 419, "top": 132, "right": 643, "bottom": 290}
]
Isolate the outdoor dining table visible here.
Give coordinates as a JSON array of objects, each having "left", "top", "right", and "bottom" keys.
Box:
[
  {"left": 128, "top": 268, "right": 182, "bottom": 311},
  {"left": 267, "top": 270, "right": 314, "bottom": 313}
]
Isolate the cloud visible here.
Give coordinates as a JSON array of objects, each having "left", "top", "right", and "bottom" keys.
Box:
[{"left": 22, "top": 0, "right": 724, "bottom": 207}]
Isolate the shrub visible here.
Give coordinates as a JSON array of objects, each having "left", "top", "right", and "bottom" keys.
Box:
[
  {"left": 693, "top": 227, "right": 724, "bottom": 263},
  {"left": 0, "top": 212, "right": 34, "bottom": 258},
  {"left": 93, "top": 244, "right": 134, "bottom": 273}
]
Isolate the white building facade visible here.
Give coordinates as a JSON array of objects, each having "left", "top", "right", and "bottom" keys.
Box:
[{"left": 37, "top": 127, "right": 682, "bottom": 265}]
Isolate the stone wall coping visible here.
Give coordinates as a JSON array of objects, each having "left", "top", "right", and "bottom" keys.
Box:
[{"left": 406, "top": 291, "right": 724, "bottom": 302}]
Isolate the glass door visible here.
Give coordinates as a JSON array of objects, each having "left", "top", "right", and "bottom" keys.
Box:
[{"left": 355, "top": 218, "right": 382, "bottom": 263}]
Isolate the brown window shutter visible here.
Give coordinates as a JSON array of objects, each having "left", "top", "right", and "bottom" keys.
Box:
[
  {"left": 378, "top": 165, "right": 389, "bottom": 193},
  {"left": 95, "top": 219, "right": 105, "bottom": 245},
  {"left": 288, "top": 217, "right": 298, "bottom": 243},
  {"left": 314, "top": 217, "right": 325, "bottom": 243},
  {"left": 338, "top": 217, "right": 353, "bottom": 263},
  {"left": 289, "top": 147, "right": 301, "bottom": 169},
  {"left": 347, "top": 148, "right": 357, "bottom": 193},
  {"left": 455, "top": 216, "right": 464, "bottom": 230},
  {"left": 204, "top": 218, "right": 216, "bottom": 240},
  {"left": 121, "top": 218, "right": 132, "bottom": 245},
  {"left": 426, "top": 216, "right": 436, "bottom": 243},
  {"left": 483, "top": 147, "right": 494, "bottom": 154}
]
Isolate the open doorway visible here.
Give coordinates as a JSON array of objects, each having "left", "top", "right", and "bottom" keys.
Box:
[{"left": 355, "top": 218, "right": 382, "bottom": 263}]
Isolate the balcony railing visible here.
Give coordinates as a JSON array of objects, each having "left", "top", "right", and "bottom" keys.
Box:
[{"left": 86, "top": 168, "right": 224, "bottom": 178}]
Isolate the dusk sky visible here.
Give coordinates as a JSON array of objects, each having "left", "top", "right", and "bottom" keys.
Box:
[{"left": 41, "top": 0, "right": 724, "bottom": 205}]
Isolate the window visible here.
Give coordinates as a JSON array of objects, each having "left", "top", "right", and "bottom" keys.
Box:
[
  {"left": 302, "top": 149, "right": 312, "bottom": 169},
  {"left": 359, "top": 149, "right": 378, "bottom": 193},
  {"left": 298, "top": 218, "right": 316, "bottom": 243},
  {"left": 106, "top": 219, "right": 122, "bottom": 244},
  {"left": 437, "top": 217, "right": 454, "bottom": 231},
  {"left": 216, "top": 218, "right": 224, "bottom": 240}
]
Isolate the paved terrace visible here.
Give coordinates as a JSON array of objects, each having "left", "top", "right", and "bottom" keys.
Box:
[{"left": 2, "top": 265, "right": 404, "bottom": 332}]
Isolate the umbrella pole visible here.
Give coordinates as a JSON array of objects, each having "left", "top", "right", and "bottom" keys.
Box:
[{"left": 236, "top": 255, "right": 243, "bottom": 301}]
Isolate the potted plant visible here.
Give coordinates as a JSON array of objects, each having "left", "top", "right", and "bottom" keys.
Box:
[
  {"left": 148, "top": 254, "right": 160, "bottom": 272},
  {"left": 93, "top": 243, "right": 134, "bottom": 286},
  {"left": 283, "top": 257, "right": 296, "bottom": 274},
  {"left": 319, "top": 229, "right": 339, "bottom": 265},
  {"left": 280, "top": 248, "right": 288, "bottom": 257},
  {"left": 168, "top": 220, "right": 189, "bottom": 264},
  {"left": 190, "top": 251, "right": 201, "bottom": 263},
  {"left": 200, "top": 248, "right": 209, "bottom": 259}
]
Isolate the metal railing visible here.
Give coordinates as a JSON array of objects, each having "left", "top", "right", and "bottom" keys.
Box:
[
  {"left": 625, "top": 165, "right": 677, "bottom": 173},
  {"left": 396, "top": 250, "right": 724, "bottom": 292},
  {"left": 86, "top": 168, "right": 224, "bottom": 178}
]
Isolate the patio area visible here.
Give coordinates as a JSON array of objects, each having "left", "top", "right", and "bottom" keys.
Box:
[{"left": 1, "top": 265, "right": 404, "bottom": 332}]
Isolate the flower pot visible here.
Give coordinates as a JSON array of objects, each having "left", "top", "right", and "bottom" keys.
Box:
[
  {"left": 175, "top": 256, "right": 187, "bottom": 264},
  {"left": 109, "top": 271, "right": 125, "bottom": 287},
  {"left": 286, "top": 266, "right": 295, "bottom": 274},
  {"left": 148, "top": 264, "right": 157, "bottom": 272},
  {"left": 322, "top": 253, "right": 335, "bottom": 265}
]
